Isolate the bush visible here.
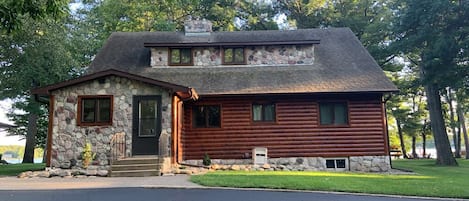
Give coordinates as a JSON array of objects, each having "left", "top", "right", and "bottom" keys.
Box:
[{"left": 203, "top": 153, "right": 211, "bottom": 166}]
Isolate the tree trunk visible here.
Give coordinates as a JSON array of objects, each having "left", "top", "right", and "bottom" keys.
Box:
[
  {"left": 457, "top": 106, "right": 469, "bottom": 159},
  {"left": 396, "top": 119, "right": 408, "bottom": 159},
  {"left": 22, "top": 111, "right": 37, "bottom": 163},
  {"left": 422, "top": 132, "right": 427, "bottom": 158},
  {"left": 446, "top": 90, "right": 460, "bottom": 158},
  {"left": 412, "top": 136, "right": 417, "bottom": 158},
  {"left": 423, "top": 83, "right": 457, "bottom": 165}
]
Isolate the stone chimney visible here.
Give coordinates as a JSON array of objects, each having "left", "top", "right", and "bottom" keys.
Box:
[{"left": 184, "top": 19, "right": 212, "bottom": 36}]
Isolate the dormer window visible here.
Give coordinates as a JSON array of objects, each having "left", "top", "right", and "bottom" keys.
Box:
[
  {"left": 170, "top": 48, "right": 192, "bottom": 65},
  {"left": 223, "top": 47, "right": 245, "bottom": 64}
]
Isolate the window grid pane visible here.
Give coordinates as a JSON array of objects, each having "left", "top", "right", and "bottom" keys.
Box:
[
  {"left": 224, "top": 48, "right": 233, "bottom": 63},
  {"left": 234, "top": 48, "right": 244, "bottom": 63},
  {"left": 171, "top": 49, "right": 180, "bottom": 64},
  {"left": 181, "top": 48, "right": 191, "bottom": 64},
  {"left": 139, "top": 100, "right": 158, "bottom": 137},
  {"left": 98, "top": 98, "right": 111, "bottom": 122},
  {"left": 193, "top": 105, "right": 221, "bottom": 128},
  {"left": 253, "top": 103, "right": 275, "bottom": 122},
  {"left": 253, "top": 105, "right": 262, "bottom": 121},
  {"left": 320, "top": 102, "right": 348, "bottom": 125},
  {"left": 82, "top": 99, "right": 96, "bottom": 122},
  {"left": 79, "top": 96, "right": 112, "bottom": 125}
]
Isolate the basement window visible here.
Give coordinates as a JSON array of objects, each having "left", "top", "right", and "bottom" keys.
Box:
[{"left": 325, "top": 158, "right": 347, "bottom": 170}]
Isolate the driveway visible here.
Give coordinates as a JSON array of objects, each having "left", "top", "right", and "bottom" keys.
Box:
[
  {"left": 0, "top": 175, "right": 464, "bottom": 201},
  {"left": 0, "top": 188, "right": 458, "bottom": 201}
]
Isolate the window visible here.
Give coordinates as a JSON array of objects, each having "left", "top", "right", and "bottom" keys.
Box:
[
  {"left": 326, "top": 159, "right": 347, "bottom": 170},
  {"left": 319, "top": 102, "right": 348, "bottom": 125},
  {"left": 193, "top": 105, "right": 221, "bottom": 128},
  {"left": 138, "top": 99, "right": 160, "bottom": 137},
  {"left": 223, "top": 47, "right": 245, "bottom": 64},
  {"left": 78, "top": 96, "right": 113, "bottom": 126},
  {"left": 170, "top": 48, "right": 192, "bottom": 65},
  {"left": 252, "top": 103, "right": 275, "bottom": 122}
]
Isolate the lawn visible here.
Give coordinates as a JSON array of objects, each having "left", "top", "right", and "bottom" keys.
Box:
[
  {"left": 191, "top": 159, "right": 469, "bottom": 199},
  {"left": 0, "top": 163, "right": 45, "bottom": 176}
]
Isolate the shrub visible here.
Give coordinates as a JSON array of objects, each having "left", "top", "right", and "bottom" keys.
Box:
[{"left": 203, "top": 153, "right": 211, "bottom": 166}]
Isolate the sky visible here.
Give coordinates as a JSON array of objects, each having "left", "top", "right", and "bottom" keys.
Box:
[{"left": 0, "top": 99, "right": 25, "bottom": 146}]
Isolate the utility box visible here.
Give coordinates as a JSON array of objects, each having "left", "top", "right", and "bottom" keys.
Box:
[{"left": 252, "top": 147, "right": 268, "bottom": 164}]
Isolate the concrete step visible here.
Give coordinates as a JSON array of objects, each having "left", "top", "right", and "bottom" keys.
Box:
[
  {"left": 109, "top": 170, "right": 160, "bottom": 177},
  {"left": 109, "top": 156, "right": 163, "bottom": 177},
  {"left": 111, "top": 163, "right": 161, "bottom": 171},
  {"left": 111, "top": 157, "right": 161, "bottom": 165}
]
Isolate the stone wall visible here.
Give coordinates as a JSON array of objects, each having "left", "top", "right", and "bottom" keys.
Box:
[
  {"left": 183, "top": 155, "right": 391, "bottom": 172},
  {"left": 150, "top": 45, "right": 314, "bottom": 67},
  {"left": 51, "top": 76, "right": 172, "bottom": 171}
]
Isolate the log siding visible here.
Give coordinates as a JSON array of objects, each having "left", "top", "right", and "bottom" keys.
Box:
[{"left": 181, "top": 94, "right": 387, "bottom": 160}]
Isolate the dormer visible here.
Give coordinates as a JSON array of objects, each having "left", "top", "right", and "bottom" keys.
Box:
[{"left": 144, "top": 20, "right": 320, "bottom": 68}]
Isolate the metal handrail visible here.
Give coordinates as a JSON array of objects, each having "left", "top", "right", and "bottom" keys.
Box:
[{"left": 110, "top": 132, "right": 126, "bottom": 165}]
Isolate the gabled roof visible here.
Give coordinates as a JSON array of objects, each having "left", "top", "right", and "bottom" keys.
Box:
[
  {"left": 31, "top": 69, "right": 197, "bottom": 100},
  {"left": 88, "top": 28, "right": 397, "bottom": 95}
]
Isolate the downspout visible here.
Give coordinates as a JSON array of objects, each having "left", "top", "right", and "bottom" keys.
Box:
[{"left": 173, "top": 89, "right": 209, "bottom": 169}]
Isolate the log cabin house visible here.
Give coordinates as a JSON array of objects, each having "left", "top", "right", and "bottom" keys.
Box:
[{"left": 33, "top": 20, "right": 398, "bottom": 176}]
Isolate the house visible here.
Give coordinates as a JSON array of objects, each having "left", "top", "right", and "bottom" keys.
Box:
[
  {"left": 0, "top": 122, "right": 15, "bottom": 129},
  {"left": 32, "top": 20, "right": 398, "bottom": 176}
]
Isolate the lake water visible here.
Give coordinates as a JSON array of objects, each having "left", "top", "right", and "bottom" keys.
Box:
[{"left": 4, "top": 158, "right": 43, "bottom": 164}]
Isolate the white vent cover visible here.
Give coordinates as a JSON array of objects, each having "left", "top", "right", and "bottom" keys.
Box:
[{"left": 253, "top": 147, "right": 268, "bottom": 165}]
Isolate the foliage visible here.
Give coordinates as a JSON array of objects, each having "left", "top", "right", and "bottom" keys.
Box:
[
  {"left": 192, "top": 160, "right": 469, "bottom": 198},
  {"left": 0, "top": 8, "right": 86, "bottom": 162},
  {"left": 202, "top": 153, "right": 211, "bottom": 166},
  {"left": 0, "top": 0, "right": 68, "bottom": 33},
  {"left": 276, "top": 0, "right": 397, "bottom": 70},
  {"left": 0, "top": 163, "right": 45, "bottom": 176},
  {"left": 81, "top": 142, "right": 96, "bottom": 168},
  {"left": 6, "top": 103, "right": 49, "bottom": 148},
  {"left": 390, "top": 0, "right": 469, "bottom": 165}
]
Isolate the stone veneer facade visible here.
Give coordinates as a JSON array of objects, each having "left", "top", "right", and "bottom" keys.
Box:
[
  {"left": 150, "top": 45, "right": 314, "bottom": 67},
  {"left": 51, "top": 76, "right": 173, "bottom": 172},
  {"left": 183, "top": 156, "right": 391, "bottom": 172}
]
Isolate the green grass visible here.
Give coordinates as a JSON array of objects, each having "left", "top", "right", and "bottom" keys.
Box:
[
  {"left": 0, "top": 163, "right": 45, "bottom": 176},
  {"left": 191, "top": 159, "right": 469, "bottom": 199}
]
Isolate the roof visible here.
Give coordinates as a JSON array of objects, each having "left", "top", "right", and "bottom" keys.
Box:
[
  {"left": 88, "top": 28, "right": 397, "bottom": 95},
  {"left": 0, "top": 122, "right": 15, "bottom": 128},
  {"left": 31, "top": 69, "right": 197, "bottom": 100},
  {"left": 143, "top": 29, "right": 320, "bottom": 47}
]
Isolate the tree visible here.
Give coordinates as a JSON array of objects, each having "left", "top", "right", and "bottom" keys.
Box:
[
  {"left": 0, "top": 16, "right": 82, "bottom": 163},
  {"left": 277, "top": 0, "right": 396, "bottom": 69},
  {"left": 391, "top": 0, "right": 469, "bottom": 165},
  {"left": 0, "top": 0, "right": 72, "bottom": 163},
  {"left": 0, "top": 0, "right": 68, "bottom": 33}
]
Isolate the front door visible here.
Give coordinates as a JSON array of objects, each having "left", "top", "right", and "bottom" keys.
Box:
[{"left": 132, "top": 95, "right": 162, "bottom": 155}]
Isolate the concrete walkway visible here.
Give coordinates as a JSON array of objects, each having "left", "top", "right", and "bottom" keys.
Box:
[{"left": 0, "top": 175, "right": 202, "bottom": 190}]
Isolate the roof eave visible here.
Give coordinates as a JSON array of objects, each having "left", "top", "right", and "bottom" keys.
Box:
[
  {"left": 31, "top": 69, "right": 196, "bottom": 97},
  {"left": 143, "top": 40, "right": 320, "bottom": 47}
]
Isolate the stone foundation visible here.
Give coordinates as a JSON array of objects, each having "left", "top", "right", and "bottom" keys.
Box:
[
  {"left": 349, "top": 156, "right": 391, "bottom": 172},
  {"left": 183, "top": 156, "right": 391, "bottom": 172}
]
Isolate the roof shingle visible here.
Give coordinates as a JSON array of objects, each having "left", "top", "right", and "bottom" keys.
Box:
[{"left": 89, "top": 28, "right": 397, "bottom": 95}]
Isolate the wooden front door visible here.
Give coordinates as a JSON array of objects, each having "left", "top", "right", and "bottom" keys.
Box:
[{"left": 132, "top": 95, "right": 162, "bottom": 155}]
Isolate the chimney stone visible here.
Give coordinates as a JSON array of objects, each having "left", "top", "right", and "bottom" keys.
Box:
[{"left": 184, "top": 19, "right": 212, "bottom": 36}]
